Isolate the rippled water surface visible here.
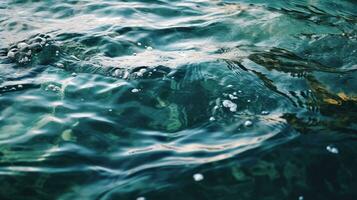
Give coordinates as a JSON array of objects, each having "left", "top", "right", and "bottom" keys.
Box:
[{"left": 0, "top": 0, "right": 357, "bottom": 199}]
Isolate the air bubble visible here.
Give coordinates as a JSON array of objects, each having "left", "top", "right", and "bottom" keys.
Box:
[
  {"left": 123, "top": 71, "right": 130, "bottom": 79},
  {"left": 229, "top": 94, "right": 238, "bottom": 100},
  {"left": 56, "top": 63, "right": 64, "bottom": 68},
  {"left": 193, "top": 173, "right": 204, "bottom": 181},
  {"left": 326, "top": 145, "right": 339, "bottom": 154},
  {"left": 113, "top": 69, "right": 121, "bottom": 77},
  {"left": 136, "top": 68, "right": 147, "bottom": 77},
  {"left": 244, "top": 120, "right": 253, "bottom": 127},
  {"left": 131, "top": 88, "right": 140, "bottom": 93},
  {"left": 261, "top": 111, "right": 269, "bottom": 115}
]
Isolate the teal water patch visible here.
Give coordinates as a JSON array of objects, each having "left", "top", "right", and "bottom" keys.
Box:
[{"left": 0, "top": 0, "right": 356, "bottom": 200}]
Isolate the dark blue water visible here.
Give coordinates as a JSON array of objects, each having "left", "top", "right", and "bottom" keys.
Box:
[{"left": 0, "top": 0, "right": 356, "bottom": 199}]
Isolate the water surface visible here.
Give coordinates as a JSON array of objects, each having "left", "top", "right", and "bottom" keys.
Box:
[{"left": 0, "top": 0, "right": 357, "bottom": 199}]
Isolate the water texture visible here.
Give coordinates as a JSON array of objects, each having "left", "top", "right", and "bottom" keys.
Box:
[{"left": 0, "top": 0, "right": 356, "bottom": 199}]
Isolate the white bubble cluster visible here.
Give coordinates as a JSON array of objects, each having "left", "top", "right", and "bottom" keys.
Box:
[
  {"left": 6, "top": 34, "right": 54, "bottom": 65},
  {"left": 19, "top": 56, "right": 29, "bottom": 63},
  {"left": 222, "top": 100, "right": 237, "bottom": 112},
  {"left": 46, "top": 84, "right": 61, "bottom": 92}
]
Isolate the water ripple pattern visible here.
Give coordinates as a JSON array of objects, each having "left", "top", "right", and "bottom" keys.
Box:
[{"left": 0, "top": 0, "right": 356, "bottom": 200}]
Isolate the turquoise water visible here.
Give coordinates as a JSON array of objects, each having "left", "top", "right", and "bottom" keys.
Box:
[{"left": 0, "top": 0, "right": 357, "bottom": 199}]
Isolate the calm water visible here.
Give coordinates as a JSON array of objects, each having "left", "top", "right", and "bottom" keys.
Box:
[{"left": 0, "top": 0, "right": 356, "bottom": 199}]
